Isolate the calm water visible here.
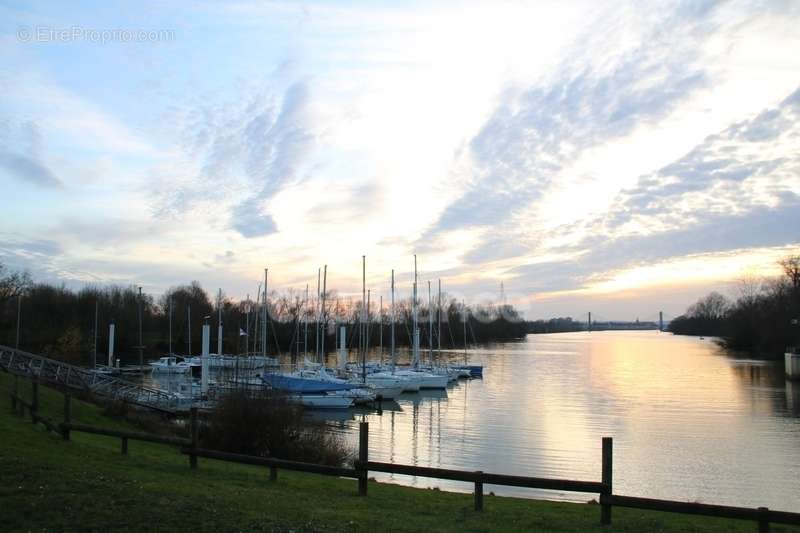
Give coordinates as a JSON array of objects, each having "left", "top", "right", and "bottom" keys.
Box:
[{"left": 326, "top": 331, "right": 800, "bottom": 511}]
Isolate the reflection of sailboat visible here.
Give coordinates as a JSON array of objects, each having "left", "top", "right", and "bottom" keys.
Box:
[
  {"left": 402, "top": 387, "right": 448, "bottom": 407},
  {"left": 303, "top": 409, "right": 354, "bottom": 423},
  {"left": 351, "top": 400, "right": 403, "bottom": 416},
  {"left": 416, "top": 388, "right": 448, "bottom": 400}
]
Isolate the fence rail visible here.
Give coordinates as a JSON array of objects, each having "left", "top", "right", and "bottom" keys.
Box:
[
  {"left": 182, "top": 447, "right": 360, "bottom": 479},
  {"left": 605, "top": 495, "right": 800, "bottom": 528},
  {"left": 7, "top": 373, "right": 800, "bottom": 532}
]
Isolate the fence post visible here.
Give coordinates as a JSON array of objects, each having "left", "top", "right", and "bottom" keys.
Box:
[
  {"left": 62, "top": 393, "right": 71, "bottom": 441},
  {"left": 601, "top": 437, "right": 613, "bottom": 526},
  {"left": 474, "top": 471, "right": 484, "bottom": 511},
  {"left": 358, "top": 421, "right": 368, "bottom": 496},
  {"left": 30, "top": 379, "right": 38, "bottom": 423},
  {"left": 121, "top": 437, "right": 129, "bottom": 455},
  {"left": 189, "top": 407, "right": 198, "bottom": 469},
  {"left": 757, "top": 507, "right": 770, "bottom": 533}
]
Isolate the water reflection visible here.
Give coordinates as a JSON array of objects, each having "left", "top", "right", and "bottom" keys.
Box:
[{"left": 322, "top": 331, "right": 800, "bottom": 511}]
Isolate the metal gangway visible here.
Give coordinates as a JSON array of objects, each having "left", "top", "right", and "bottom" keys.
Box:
[{"left": 0, "top": 345, "right": 182, "bottom": 413}]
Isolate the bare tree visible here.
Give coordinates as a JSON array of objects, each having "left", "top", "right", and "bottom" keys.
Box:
[
  {"left": 0, "top": 262, "right": 32, "bottom": 304},
  {"left": 779, "top": 255, "right": 800, "bottom": 291},
  {"left": 688, "top": 291, "right": 730, "bottom": 320}
]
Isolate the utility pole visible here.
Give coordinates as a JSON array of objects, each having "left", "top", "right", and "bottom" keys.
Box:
[
  {"left": 138, "top": 286, "right": 144, "bottom": 368},
  {"left": 15, "top": 294, "right": 21, "bottom": 350},
  {"left": 93, "top": 299, "right": 98, "bottom": 368},
  {"left": 188, "top": 305, "right": 192, "bottom": 356}
]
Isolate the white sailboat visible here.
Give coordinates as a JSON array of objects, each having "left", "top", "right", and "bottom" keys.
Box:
[{"left": 149, "top": 356, "right": 192, "bottom": 373}]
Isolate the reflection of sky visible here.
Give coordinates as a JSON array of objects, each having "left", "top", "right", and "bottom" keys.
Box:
[{"left": 325, "top": 331, "right": 800, "bottom": 511}]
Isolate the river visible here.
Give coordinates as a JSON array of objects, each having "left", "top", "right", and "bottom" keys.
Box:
[{"left": 326, "top": 331, "right": 800, "bottom": 511}]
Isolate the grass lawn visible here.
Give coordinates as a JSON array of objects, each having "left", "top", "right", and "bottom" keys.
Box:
[{"left": 0, "top": 370, "right": 796, "bottom": 532}]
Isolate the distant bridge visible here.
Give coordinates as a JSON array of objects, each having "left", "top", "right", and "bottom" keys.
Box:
[{"left": 0, "top": 345, "right": 182, "bottom": 413}]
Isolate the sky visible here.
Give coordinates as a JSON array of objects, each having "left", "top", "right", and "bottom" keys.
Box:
[{"left": 1, "top": 0, "right": 799, "bottom": 321}]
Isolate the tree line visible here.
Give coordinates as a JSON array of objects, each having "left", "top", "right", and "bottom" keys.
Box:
[
  {"left": 668, "top": 255, "right": 800, "bottom": 357},
  {"left": 0, "top": 264, "right": 528, "bottom": 366}
]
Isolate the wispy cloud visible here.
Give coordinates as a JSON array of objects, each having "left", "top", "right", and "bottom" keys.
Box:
[
  {"left": 152, "top": 79, "right": 318, "bottom": 238},
  {"left": 0, "top": 121, "right": 61, "bottom": 188},
  {"left": 423, "top": 2, "right": 717, "bottom": 243}
]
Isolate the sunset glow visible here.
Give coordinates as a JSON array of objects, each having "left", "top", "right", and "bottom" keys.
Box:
[{"left": 2, "top": 1, "right": 799, "bottom": 319}]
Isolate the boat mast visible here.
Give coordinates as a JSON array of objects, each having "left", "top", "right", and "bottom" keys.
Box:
[
  {"left": 315, "top": 268, "right": 320, "bottom": 361},
  {"left": 320, "top": 265, "right": 327, "bottom": 364},
  {"left": 428, "top": 280, "right": 433, "bottom": 364},
  {"left": 217, "top": 288, "right": 223, "bottom": 356},
  {"left": 262, "top": 268, "right": 268, "bottom": 358},
  {"left": 462, "top": 299, "right": 467, "bottom": 364},
  {"left": 379, "top": 295, "right": 383, "bottom": 364},
  {"left": 168, "top": 297, "right": 173, "bottom": 355},
  {"left": 390, "top": 269, "right": 396, "bottom": 373},
  {"left": 304, "top": 284, "right": 309, "bottom": 359},
  {"left": 253, "top": 283, "right": 261, "bottom": 355},
  {"left": 245, "top": 293, "right": 249, "bottom": 355},
  {"left": 412, "top": 255, "right": 419, "bottom": 368},
  {"left": 437, "top": 279, "right": 442, "bottom": 355},
  {"left": 361, "top": 255, "right": 366, "bottom": 383},
  {"left": 187, "top": 304, "right": 192, "bottom": 356}
]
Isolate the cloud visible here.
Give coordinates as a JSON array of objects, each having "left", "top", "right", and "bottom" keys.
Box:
[
  {"left": 512, "top": 195, "right": 800, "bottom": 294},
  {"left": 0, "top": 151, "right": 60, "bottom": 188},
  {"left": 603, "top": 85, "right": 800, "bottom": 230},
  {"left": 305, "top": 181, "right": 384, "bottom": 226},
  {"left": 230, "top": 198, "right": 279, "bottom": 237},
  {"left": 508, "top": 81, "right": 800, "bottom": 293},
  {"left": 0, "top": 121, "right": 61, "bottom": 188},
  {"left": 153, "top": 80, "right": 317, "bottom": 238},
  {"left": 420, "top": 1, "right": 718, "bottom": 260}
]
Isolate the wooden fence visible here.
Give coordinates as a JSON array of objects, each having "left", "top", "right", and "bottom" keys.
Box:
[{"left": 8, "top": 374, "right": 800, "bottom": 532}]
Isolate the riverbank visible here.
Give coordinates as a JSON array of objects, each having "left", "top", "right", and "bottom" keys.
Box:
[{"left": 0, "top": 372, "right": 794, "bottom": 532}]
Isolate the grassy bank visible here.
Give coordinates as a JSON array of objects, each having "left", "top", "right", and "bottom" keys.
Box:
[{"left": 0, "top": 371, "right": 795, "bottom": 532}]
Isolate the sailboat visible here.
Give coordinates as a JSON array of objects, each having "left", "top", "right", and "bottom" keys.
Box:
[{"left": 392, "top": 256, "right": 448, "bottom": 389}]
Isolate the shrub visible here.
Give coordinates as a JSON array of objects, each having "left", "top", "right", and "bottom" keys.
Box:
[{"left": 201, "top": 390, "right": 352, "bottom": 466}]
